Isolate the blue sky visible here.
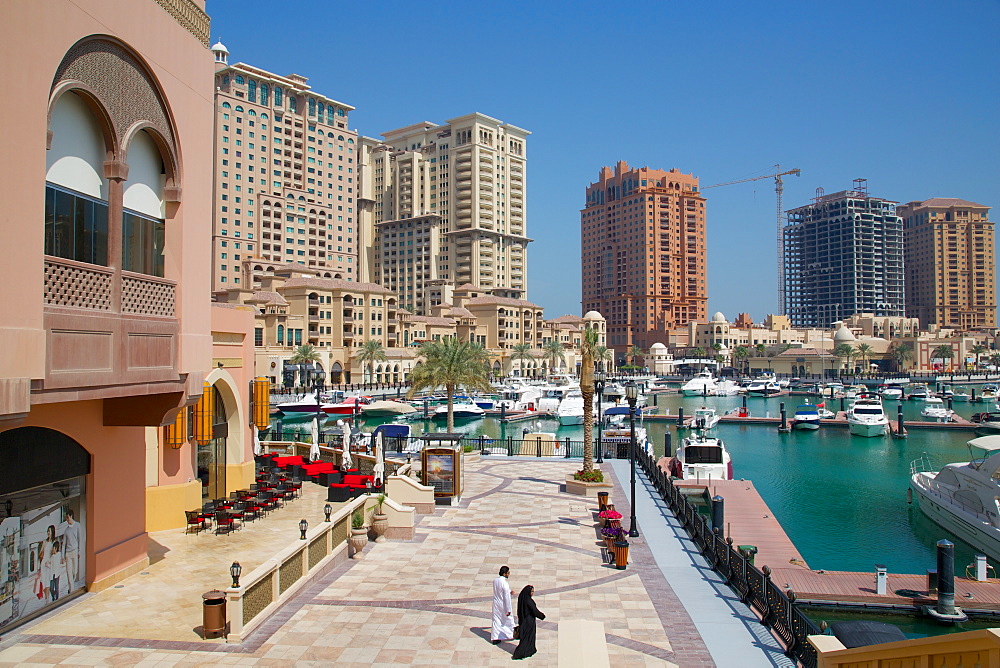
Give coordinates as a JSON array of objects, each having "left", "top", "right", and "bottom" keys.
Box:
[{"left": 207, "top": 0, "right": 999, "bottom": 322}]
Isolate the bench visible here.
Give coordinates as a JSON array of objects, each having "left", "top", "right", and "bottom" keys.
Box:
[{"left": 557, "top": 619, "right": 609, "bottom": 668}]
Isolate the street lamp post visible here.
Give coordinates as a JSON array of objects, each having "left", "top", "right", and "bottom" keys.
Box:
[
  {"left": 625, "top": 381, "right": 639, "bottom": 538},
  {"left": 595, "top": 370, "right": 606, "bottom": 464}
]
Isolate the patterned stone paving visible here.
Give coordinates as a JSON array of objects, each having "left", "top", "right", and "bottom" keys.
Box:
[{"left": 0, "top": 459, "right": 715, "bottom": 666}]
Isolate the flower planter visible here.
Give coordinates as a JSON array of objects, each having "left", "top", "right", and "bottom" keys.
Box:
[
  {"left": 606, "top": 518, "right": 621, "bottom": 530},
  {"left": 350, "top": 527, "right": 368, "bottom": 559},
  {"left": 371, "top": 513, "right": 388, "bottom": 543},
  {"left": 604, "top": 536, "right": 617, "bottom": 552},
  {"left": 612, "top": 540, "right": 630, "bottom": 569}
]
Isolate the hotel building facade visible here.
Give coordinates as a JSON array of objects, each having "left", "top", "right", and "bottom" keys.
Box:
[
  {"left": 898, "top": 198, "right": 995, "bottom": 330},
  {"left": 581, "top": 161, "right": 708, "bottom": 352}
]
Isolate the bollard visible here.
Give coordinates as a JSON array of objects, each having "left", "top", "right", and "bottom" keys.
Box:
[
  {"left": 897, "top": 404, "right": 904, "bottom": 435},
  {"left": 664, "top": 432, "right": 672, "bottom": 458},
  {"left": 972, "top": 388, "right": 977, "bottom": 402},
  {"left": 779, "top": 402, "right": 788, "bottom": 432},
  {"left": 423, "top": 398, "right": 429, "bottom": 419},
  {"left": 947, "top": 397, "right": 953, "bottom": 410},
  {"left": 711, "top": 495, "right": 724, "bottom": 533},
  {"left": 742, "top": 394, "right": 748, "bottom": 410},
  {"left": 937, "top": 539, "right": 957, "bottom": 616},
  {"left": 500, "top": 403, "right": 507, "bottom": 423},
  {"left": 564, "top": 437, "right": 571, "bottom": 459},
  {"left": 840, "top": 396, "right": 845, "bottom": 412},
  {"left": 875, "top": 565, "right": 887, "bottom": 595},
  {"left": 677, "top": 407, "right": 684, "bottom": 427}
]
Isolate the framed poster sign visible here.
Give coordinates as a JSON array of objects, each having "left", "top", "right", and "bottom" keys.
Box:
[{"left": 421, "top": 447, "right": 460, "bottom": 498}]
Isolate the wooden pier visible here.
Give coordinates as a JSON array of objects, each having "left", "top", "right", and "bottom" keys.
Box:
[{"left": 668, "top": 471, "right": 1000, "bottom": 611}]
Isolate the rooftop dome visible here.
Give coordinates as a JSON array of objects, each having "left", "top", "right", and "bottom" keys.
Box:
[
  {"left": 650, "top": 342, "right": 667, "bottom": 350},
  {"left": 711, "top": 311, "right": 727, "bottom": 323},
  {"left": 833, "top": 324, "right": 857, "bottom": 343},
  {"left": 582, "top": 310, "right": 603, "bottom": 320},
  {"left": 210, "top": 41, "right": 229, "bottom": 54}
]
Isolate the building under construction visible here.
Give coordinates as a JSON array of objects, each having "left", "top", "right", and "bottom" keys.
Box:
[{"left": 783, "top": 180, "right": 904, "bottom": 328}]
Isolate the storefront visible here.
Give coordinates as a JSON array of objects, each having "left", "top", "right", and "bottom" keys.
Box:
[{"left": 0, "top": 427, "right": 89, "bottom": 631}]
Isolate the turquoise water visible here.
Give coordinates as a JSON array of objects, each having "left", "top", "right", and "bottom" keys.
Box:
[
  {"left": 273, "top": 392, "right": 990, "bottom": 576},
  {"left": 800, "top": 606, "right": 1000, "bottom": 639}
]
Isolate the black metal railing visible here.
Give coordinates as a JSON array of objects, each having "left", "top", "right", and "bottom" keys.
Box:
[{"left": 634, "top": 443, "right": 821, "bottom": 666}]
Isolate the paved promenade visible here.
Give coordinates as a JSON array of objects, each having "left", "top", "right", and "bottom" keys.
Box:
[{"left": 0, "top": 457, "right": 790, "bottom": 666}]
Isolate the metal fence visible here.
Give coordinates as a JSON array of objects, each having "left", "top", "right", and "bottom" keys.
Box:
[{"left": 633, "top": 443, "right": 821, "bottom": 667}]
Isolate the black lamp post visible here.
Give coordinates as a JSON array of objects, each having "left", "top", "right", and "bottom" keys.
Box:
[
  {"left": 230, "top": 561, "right": 242, "bottom": 588},
  {"left": 595, "top": 370, "right": 606, "bottom": 464},
  {"left": 324, "top": 503, "right": 332, "bottom": 521},
  {"left": 299, "top": 518, "right": 308, "bottom": 540},
  {"left": 625, "top": 381, "right": 639, "bottom": 538}
]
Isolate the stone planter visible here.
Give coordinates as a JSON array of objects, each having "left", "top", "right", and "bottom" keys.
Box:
[
  {"left": 371, "top": 513, "right": 388, "bottom": 543},
  {"left": 350, "top": 527, "right": 368, "bottom": 559},
  {"left": 565, "top": 472, "right": 613, "bottom": 498}
]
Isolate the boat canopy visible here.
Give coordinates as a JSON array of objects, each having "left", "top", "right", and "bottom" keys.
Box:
[{"left": 968, "top": 435, "right": 1000, "bottom": 451}]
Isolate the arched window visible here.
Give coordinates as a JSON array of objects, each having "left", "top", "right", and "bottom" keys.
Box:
[
  {"left": 347, "top": 138, "right": 354, "bottom": 144},
  {"left": 317, "top": 102, "right": 325, "bottom": 120},
  {"left": 122, "top": 130, "right": 166, "bottom": 277},
  {"left": 222, "top": 75, "right": 229, "bottom": 86},
  {"left": 260, "top": 84, "right": 269, "bottom": 106},
  {"left": 308, "top": 98, "right": 316, "bottom": 117},
  {"left": 337, "top": 135, "right": 344, "bottom": 141},
  {"left": 260, "top": 113, "right": 268, "bottom": 120},
  {"left": 277, "top": 325, "right": 284, "bottom": 345},
  {"left": 274, "top": 87, "right": 282, "bottom": 106},
  {"left": 45, "top": 91, "right": 109, "bottom": 266},
  {"left": 248, "top": 109, "right": 256, "bottom": 116},
  {"left": 326, "top": 107, "right": 334, "bottom": 124},
  {"left": 222, "top": 101, "right": 231, "bottom": 109},
  {"left": 235, "top": 105, "right": 244, "bottom": 113},
  {"left": 235, "top": 75, "right": 244, "bottom": 85},
  {"left": 288, "top": 96, "right": 297, "bottom": 113},
  {"left": 337, "top": 107, "right": 345, "bottom": 117},
  {"left": 247, "top": 80, "right": 256, "bottom": 102}
]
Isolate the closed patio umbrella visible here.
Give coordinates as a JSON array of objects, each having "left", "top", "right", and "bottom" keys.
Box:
[
  {"left": 340, "top": 420, "right": 353, "bottom": 469},
  {"left": 373, "top": 431, "right": 385, "bottom": 485},
  {"left": 253, "top": 426, "right": 263, "bottom": 456},
  {"left": 309, "top": 416, "right": 321, "bottom": 461}
]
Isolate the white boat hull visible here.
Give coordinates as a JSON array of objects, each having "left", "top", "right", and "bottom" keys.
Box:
[
  {"left": 911, "top": 473, "right": 1000, "bottom": 561},
  {"left": 558, "top": 414, "right": 585, "bottom": 426},
  {"left": 848, "top": 420, "right": 887, "bottom": 437},
  {"left": 793, "top": 418, "right": 820, "bottom": 430}
]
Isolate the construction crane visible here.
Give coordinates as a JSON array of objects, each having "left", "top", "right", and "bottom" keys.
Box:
[{"left": 703, "top": 165, "right": 801, "bottom": 314}]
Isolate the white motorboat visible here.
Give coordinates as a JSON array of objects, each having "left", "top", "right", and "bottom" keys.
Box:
[
  {"left": 910, "top": 435, "right": 1000, "bottom": 562},
  {"left": 817, "top": 406, "right": 836, "bottom": 419},
  {"left": 361, "top": 400, "right": 418, "bottom": 418},
  {"left": 792, "top": 404, "right": 821, "bottom": 430},
  {"left": 823, "top": 382, "right": 845, "bottom": 398},
  {"left": 878, "top": 385, "right": 904, "bottom": 401},
  {"left": 668, "top": 432, "right": 733, "bottom": 481},
  {"left": 712, "top": 380, "right": 741, "bottom": 396},
  {"left": 681, "top": 369, "right": 717, "bottom": 396},
  {"left": 846, "top": 397, "right": 889, "bottom": 437},
  {"left": 432, "top": 402, "right": 485, "bottom": 420},
  {"left": 275, "top": 392, "right": 338, "bottom": 417},
  {"left": 688, "top": 406, "right": 721, "bottom": 430},
  {"left": 951, "top": 386, "right": 971, "bottom": 402},
  {"left": 908, "top": 383, "right": 930, "bottom": 400},
  {"left": 980, "top": 384, "right": 999, "bottom": 401},
  {"left": 496, "top": 383, "right": 545, "bottom": 412},
  {"left": 556, "top": 388, "right": 586, "bottom": 425},
  {"left": 746, "top": 374, "right": 781, "bottom": 396},
  {"left": 921, "top": 397, "right": 954, "bottom": 422},
  {"left": 600, "top": 425, "right": 652, "bottom": 459},
  {"left": 844, "top": 384, "right": 867, "bottom": 399}
]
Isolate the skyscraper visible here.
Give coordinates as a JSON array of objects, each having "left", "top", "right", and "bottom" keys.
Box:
[
  {"left": 210, "top": 43, "right": 359, "bottom": 291},
  {"left": 898, "top": 198, "right": 995, "bottom": 330},
  {"left": 359, "top": 114, "right": 530, "bottom": 314},
  {"left": 783, "top": 180, "right": 904, "bottom": 328},
  {"left": 581, "top": 161, "right": 707, "bottom": 351}
]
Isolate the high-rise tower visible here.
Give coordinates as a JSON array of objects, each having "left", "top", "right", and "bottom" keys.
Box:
[
  {"left": 898, "top": 198, "right": 995, "bottom": 330},
  {"left": 210, "top": 44, "right": 359, "bottom": 290},
  {"left": 581, "top": 161, "right": 707, "bottom": 351},
  {"left": 783, "top": 180, "right": 904, "bottom": 327}
]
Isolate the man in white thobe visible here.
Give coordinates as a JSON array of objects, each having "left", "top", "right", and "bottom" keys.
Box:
[{"left": 491, "top": 565, "right": 514, "bottom": 644}]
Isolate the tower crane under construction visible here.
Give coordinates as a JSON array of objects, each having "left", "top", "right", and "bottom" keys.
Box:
[{"left": 703, "top": 165, "right": 801, "bottom": 313}]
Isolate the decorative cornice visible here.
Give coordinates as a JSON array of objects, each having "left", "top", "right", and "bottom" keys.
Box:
[{"left": 154, "top": 0, "right": 210, "bottom": 47}]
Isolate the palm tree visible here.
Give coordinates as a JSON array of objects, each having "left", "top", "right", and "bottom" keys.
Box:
[
  {"left": 970, "top": 344, "right": 989, "bottom": 369},
  {"left": 357, "top": 339, "right": 388, "bottom": 384},
  {"left": 833, "top": 343, "right": 854, "bottom": 374},
  {"left": 854, "top": 343, "right": 874, "bottom": 373},
  {"left": 406, "top": 338, "right": 492, "bottom": 432},
  {"left": 594, "top": 345, "right": 614, "bottom": 372},
  {"left": 931, "top": 344, "right": 954, "bottom": 370},
  {"left": 288, "top": 344, "right": 320, "bottom": 365},
  {"left": 989, "top": 353, "right": 1000, "bottom": 370},
  {"left": 754, "top": 343, "right": 767, "bottom": 358},
  {"left": 579, "top": 328, "right": 600, "bottom": 473},
  {"left": 509, "top": 343, "right": 535, "bottom": 378},
  {"left": 733, "top": 346, "right": 750, "bottom": 373},
  {"left": 693, "top": 347, "right": 707, "bottom": 360},
  {"left": 627, "top": 344, "right": 645, "bottom": 369},
  {"left": 542, "top": 339, "right": 566, "bottom": 379},
  {"left": 888, "top": 342, "right": 913, "bottom": 372}
]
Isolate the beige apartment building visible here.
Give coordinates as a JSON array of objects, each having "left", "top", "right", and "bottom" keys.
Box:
[
  {"left": 359, "top": 114, "right": 531, "bottom": 314},
  {"left": 581, "top": 161, "right": 708, "bottom": 351},
  {"left": 899, "top": 198, "right": 995, "bottom": 330},
  {"left": 210, "top": 43, "right": 360, "bottom": 290}
]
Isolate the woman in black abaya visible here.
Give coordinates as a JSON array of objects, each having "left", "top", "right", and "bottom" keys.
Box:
[{"left": 512, "top": 585, "right": 545, "bottom": 660}]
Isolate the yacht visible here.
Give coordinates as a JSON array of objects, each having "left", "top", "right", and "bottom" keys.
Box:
[
  {"left": 600, "top": 424, "right": 652, "bottom": 460},
  {"left": 712, "top": 380, "right": 741, "bottom": 396},
  {"left": 556, "top": 388, "right": 587, "bottom": 425},
  {"left": 823, "top": 382, "right": 845, "bottom": 398},
  {"left": 921, "top": 397, "right": 954, "bottom": 422},
  {"left": 792, "top": 404, "right": 821, "bottom": 430},
  {"left": 688, "top": 406, "right": 721, "bottom": 430},
  {"left": 910, "top": 435, "right": 1000, "bottom": 562},
  {"left": 496, "top": 384, "right": 545, "bottom": 412},
  {"left": 681, "top": 369, "right": 717, "bottom": 396},
  {"left": 846, "top": 397, "right": 889, "bottom": 437},
  {"left": 668, "top": 432, "right": 733, "bottom": 481},
  {"left": 980, "top": 384, "right": 999, "bottom": 402},
  {"left": 432, "top": 402, "right": 485, "bottom": 420},
  {"left": 275, "top": 392, "right": 337, "bottom": 417},
  {"left": 908, "top": 383, "right": 930, "bottom": 400},
  {"left": 746, "top": 374, "right": 781, "bottom": 397},
  {"left": 844, "top": 384, "right": 868, "bottom": 399},
  {"left": 878, "top": 384, "right": 904, "bottom": 401}
]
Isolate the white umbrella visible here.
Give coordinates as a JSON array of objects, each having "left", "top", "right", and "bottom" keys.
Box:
[
  {"left": 373, "top": 431, "right": 386, "bottom": 486},
  {"left": 253, "top": 426, "right": 263, "bottom": 456},
  {"left": 340, "top": 420, "right": 353, "bottom": 469},
  {"left": 309, "top": 416, "right": 321, "bottom": 462}
]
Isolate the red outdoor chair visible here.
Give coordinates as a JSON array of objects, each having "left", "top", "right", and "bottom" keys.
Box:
[{"left": 214, "top": 509, "right": 238, "bottom": 535}]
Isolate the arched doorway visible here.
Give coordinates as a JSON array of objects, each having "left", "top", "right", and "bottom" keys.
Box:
[
  {"left": 0, "top": 427, "right": 90, "bottom": 629},
  {"left": 197, "top": 385, "right": 228, "bottom": 501}
]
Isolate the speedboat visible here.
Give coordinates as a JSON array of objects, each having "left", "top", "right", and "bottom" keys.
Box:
[
  {"left": 681, "top": 369, "right": 717, "bottom": 396},
  {"left": 275, "top": 392, "right": 337, "bottom": 417},
  {"left": 823, "top": 382, "right": 845, "bottom": 398},
  {"left": 981, "top": 384, "right": 999, "bottom": 401},
  {"left": 746, "top": 374, "right": 781, "bottom": 396},
  {"left": 878, "top": 385, "right": 904, "bottom": 401},
  {"left": 432, "top": 402, "right": 485, "bottom": 419},
  {"left": 668, "top": 432, "right": 733, "bottom": 481},
  {"left": 921, "top": 397, "right": 954, "bottom": 422},
  {"left": 712, "top": 380, "right": 741, "bottom": 396},
  {"left": 600, "top": 425, "right": 652, "bottom": 459},
  {"left": 951, "top": 386, "right": 971, "bottom": 402},
  {"left": 817, "top": 406, "right": 836, "bottom": 419},
  {"left": 325, "top": 396, "right": 374, "bottom": 414},
  {"left": 910, "top": 435, "right": 1000, "bottom": 562},
  {"left": 844, "top": 384, "right": 867, "bottom": 399},
  {"left": 496, "top": 384, "right": 545, "bottom": 412},
  {"left": 846, "top": 397, "right": 889, "bottom": 437},
  {"left": 688, "top": 406, "right": 720, "bottom": 430},
  {"left": 908, "top": 383, "right": 930, "bottom": 400},
  {"left": 361, "top": 400, "right": 418, "bottom": 418},
  {"left": 556, "top": 388, "right": 586, "bottom": 425},
  {"left": 792, "top": 404, "right": 821, "bottom": 430}
]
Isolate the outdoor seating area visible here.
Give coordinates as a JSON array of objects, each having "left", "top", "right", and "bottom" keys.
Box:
[
  {"left": 256, "top": 452, "right": 382, "bottom": 503},
  {"left": 186, "top": 465, "right": 303, "bottom": 535}
]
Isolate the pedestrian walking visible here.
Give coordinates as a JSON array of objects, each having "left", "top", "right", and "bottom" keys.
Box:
[
  {"left": 491, "top": 565, "right": 514, "bottom": 644},
  {"left": 511, "top": 585, "right": 545, "bottom": 660}
]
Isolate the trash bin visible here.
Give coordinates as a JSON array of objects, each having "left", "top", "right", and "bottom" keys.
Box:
[
  {"left": 738, "top": 545, "right": 758, "bottom": 565},
  {"left": 202, "top": 590, "right": 227, "bottom": 638}
]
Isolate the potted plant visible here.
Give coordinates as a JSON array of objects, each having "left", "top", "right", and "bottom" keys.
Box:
[
  {"left": 601, "top": 524, "right": 624, "bottom": 551},
  {"left": 370, "top": 493, "right": 389, "bottom": 543},
  {"left": 349, "top": 507, "right": 368, "bottom": 559},
  {"left": 598, "top": 508, "right": 622, "bottom": 529}
]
